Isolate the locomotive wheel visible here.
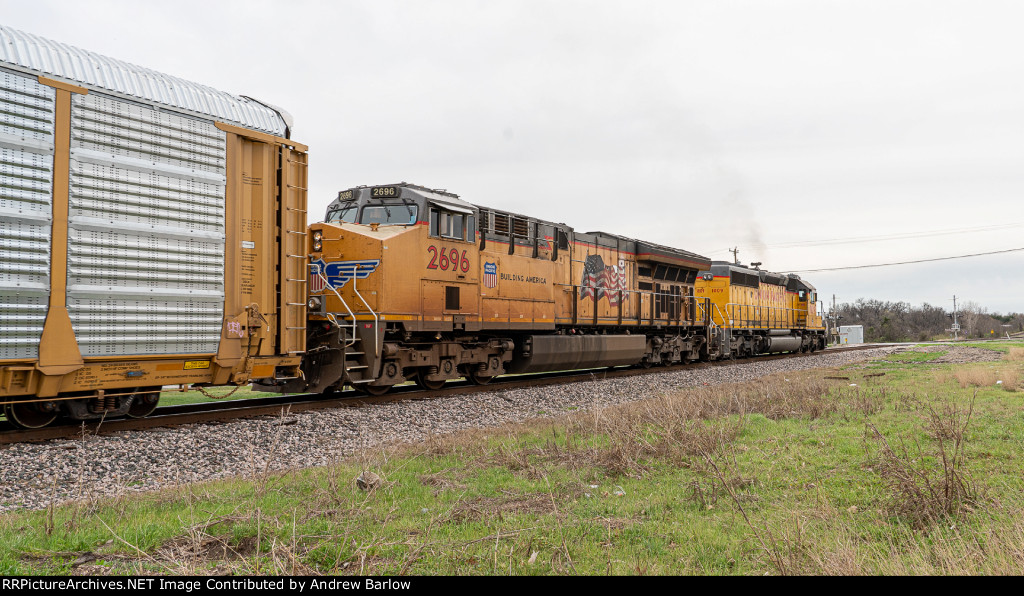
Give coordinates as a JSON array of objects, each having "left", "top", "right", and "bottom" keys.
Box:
[
  {"left": 467, "top": 371, "right": 495, "bottom": 385},
  {"left": 357, "top": 383, "right": 393, "bottom": 396},
  {"left": 3, "top": 402, "right": 58, "bottom": 429},
  {"left": 415, "top": 370, "right": 446, "bottom": 391},
  {"left": 127, "top": 391, "right": 160, "bottom": 418}
]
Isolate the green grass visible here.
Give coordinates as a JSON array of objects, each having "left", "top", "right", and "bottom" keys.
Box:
[
  {"left": 885, "top": 351, "right": 946, "bottom": 362},
  {"left": 157, "top": 386, "right": 286, "bottom": 407},
  {"left": 2, "top": 346, "right": 1024, "bottom": 574}
]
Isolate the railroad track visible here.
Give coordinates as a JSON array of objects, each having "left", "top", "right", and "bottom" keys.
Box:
[{"left": 0, "top": 344, "right": 892, "bottom": 445}]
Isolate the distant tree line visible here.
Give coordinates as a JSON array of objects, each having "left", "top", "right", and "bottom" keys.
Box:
[{"left": 830, "top": 299, "right": 1024, "bottom": 342}]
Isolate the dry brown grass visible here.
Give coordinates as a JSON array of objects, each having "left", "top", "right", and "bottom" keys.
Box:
[
  {"left": 463, "top": 375, "right": 875, "bottom": 492},
  {"left": 953, "top": 366, "right": 1018, "bottom": 391},
  {"left": 1006, "top": 347, "right": 1024, "bottom": 362},
  {"left": 953, "top": 368, "right": 997, "bottom": 388},
  {"left": 999, "top": 368, "right": 1019, "bottom": 391},
  {"left": 412, "top": 372, "right": 879, "bottom": 481},
  {"left": 796, "top": 509, "right": 1024, "bottom": 575}
]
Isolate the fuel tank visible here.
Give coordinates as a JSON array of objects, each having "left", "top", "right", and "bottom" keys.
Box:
[{"left": 506, "top": 334, "right": 647, "bottom": 374}]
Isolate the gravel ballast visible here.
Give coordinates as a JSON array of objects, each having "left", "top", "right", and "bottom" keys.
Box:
[{"left": 0, "top": 346, "right": 926, "bottom": 512}]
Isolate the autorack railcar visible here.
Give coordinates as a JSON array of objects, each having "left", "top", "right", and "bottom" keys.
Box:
[{"left": 0, "top": 25, "right": 307, "bottom": 427}]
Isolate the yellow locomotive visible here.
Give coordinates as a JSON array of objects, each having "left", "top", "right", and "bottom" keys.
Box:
[{"left": 270, "top": 183, "right": 826, "bottom": 395}]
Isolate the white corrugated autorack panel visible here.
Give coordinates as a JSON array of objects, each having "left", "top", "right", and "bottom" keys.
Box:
[
  {"left": 0, "top": 24, "right": 286, "bottom": 358},
  {"left": 66, "top": 92, "right": 228, "bottom": 356},
  {"left": 0, "top": 69, "right": 54, "bottom": 360},
  {"left": 0, "top": 24, "right": 288, "bottom": 136}
]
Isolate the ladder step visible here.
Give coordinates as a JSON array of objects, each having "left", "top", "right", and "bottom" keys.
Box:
[
  {"left": 347, "top": 365, "right": 368, "bottom": 370},
  {"left": 346, "top": 351, "right": 365, "bottom": 356},
  {"left": 349, "top": 379, "right": 374, "bottom": 384}
]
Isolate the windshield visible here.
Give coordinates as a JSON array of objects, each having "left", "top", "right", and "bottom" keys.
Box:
[
  {"left": 361, "top": 204, "right": 418, "bottom": 225},
  {"left": 326, "top": 203, "right": 358, "bottom": 223}
]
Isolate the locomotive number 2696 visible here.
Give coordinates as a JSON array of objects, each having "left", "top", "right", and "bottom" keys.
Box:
[{"left": 427, "top": 245, "right": 471, "bottom": 273}]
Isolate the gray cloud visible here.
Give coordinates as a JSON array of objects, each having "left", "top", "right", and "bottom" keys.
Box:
[{"left": 5, "top": 0, "right": 1022, "bottom": 312}]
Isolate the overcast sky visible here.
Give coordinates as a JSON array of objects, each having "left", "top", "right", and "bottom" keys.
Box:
[{"left": 5, "top": 1, "right": 1022, "bottom": 314}]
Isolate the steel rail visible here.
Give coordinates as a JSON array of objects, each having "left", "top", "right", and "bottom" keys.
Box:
[{"left": 0, "top": 344, "right": 891, "bottom": 445}]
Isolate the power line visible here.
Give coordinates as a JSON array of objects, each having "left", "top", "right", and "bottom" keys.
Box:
[
  {"left": 705, "top": 221, "right": 1024, "bottom": 255},
  {"left": 770, "top": 221, "right": 1024, "bottom": 249},
  {"left": 785, "top": 247, "right": 1024, "bottom": 273}
]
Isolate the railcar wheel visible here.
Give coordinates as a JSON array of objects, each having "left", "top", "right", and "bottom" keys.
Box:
[
  {"left": 127, "top": 391, "right": 160, "bottom": 418},
  {"left": 357, "top": 383, "right": 393, "bottom": 396},
  {"left": 468, "top": 371, "right": 495, "bottom": 385},
  {"left": 415, "top": 370, "right": 446, "bottom": 391},
  {"left": 3, "top": 402, "right": 58, "bottom": 429}
]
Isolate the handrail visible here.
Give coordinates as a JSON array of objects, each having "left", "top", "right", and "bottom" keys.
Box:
[
  {"left": 310, "top": 262, "right": 358, "bottom": 348},
  {"left": 722, "top": 303, "right": 806, "bottom": 329},
  {"left": 349, "top": 265, "right": 380, "bottom": 357}
]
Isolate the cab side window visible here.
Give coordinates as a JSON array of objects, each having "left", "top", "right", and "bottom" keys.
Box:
[{"left": 429, "top": 208, "right": 476, "bottom": 242}]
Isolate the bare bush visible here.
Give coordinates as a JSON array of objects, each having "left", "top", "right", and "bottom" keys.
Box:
[{"left": 866, "top": 394, "right": 980, "bottom": 529}]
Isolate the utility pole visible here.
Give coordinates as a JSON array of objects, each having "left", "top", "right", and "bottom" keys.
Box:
[
  {"left": 830, "top": 294, "right": 840, "bottom": 345},
  {"left": 949, "top": 295, "right": 960, "bottom": 340},
  {"left": 730, "top": 247, "right": 739, "bottom": 264}
]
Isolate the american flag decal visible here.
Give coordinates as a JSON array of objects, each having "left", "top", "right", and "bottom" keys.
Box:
[
  {"left": 483, "top": 262, "right": 498, "bottom": 288},
  {"left": 308, "top": 259, "right": 381, "bottom": 292},
  {"left": 580, "top": 254, "right": 628, "bottom": 306}
]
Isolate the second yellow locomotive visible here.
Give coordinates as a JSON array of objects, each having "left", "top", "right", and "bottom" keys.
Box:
[{"left": 266, "top": 183, "right": 825, "bottom": 396}]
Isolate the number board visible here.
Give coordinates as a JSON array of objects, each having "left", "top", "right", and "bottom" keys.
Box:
[
  {"left": 371, "top": 186, "right": 400, "bottom": 198},
  {"left": 337, "top": 190, "right": 353, "bottom": 201},
  {"left": 426, "top": 245, "right": 471, "bottom": 274}
]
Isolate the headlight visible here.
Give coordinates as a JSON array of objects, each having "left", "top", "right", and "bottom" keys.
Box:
[
  {"left": 312, "top": 231, "right": 323, "bottom": 252},
  {"left": 307, "top": 296, "right": 322, "bottom": 311}
]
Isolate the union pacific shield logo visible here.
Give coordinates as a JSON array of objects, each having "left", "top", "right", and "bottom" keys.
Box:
[
  {"left": 309, "top": 259, "right": 381, "bottom": 291},
  {"left": 483, "top": 262, "right": 497, "bottom": 288}
]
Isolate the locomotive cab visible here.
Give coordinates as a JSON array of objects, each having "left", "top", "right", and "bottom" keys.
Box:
[{"left": 285, "top": 183, "right": 515, "bottom": 396}]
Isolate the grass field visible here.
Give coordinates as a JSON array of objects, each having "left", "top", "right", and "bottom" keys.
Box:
[{"left": 2, "top": 343, "right": 1023, "bottom": 575}]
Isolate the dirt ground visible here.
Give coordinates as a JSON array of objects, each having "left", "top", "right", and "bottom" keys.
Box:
[{"left": 899, "top": 344, "right": 1005, "bottom": 364}]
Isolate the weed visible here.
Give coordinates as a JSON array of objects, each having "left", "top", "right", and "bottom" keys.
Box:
[{"left": 865, "top": 393, "right": 980, "bottom": 529}]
